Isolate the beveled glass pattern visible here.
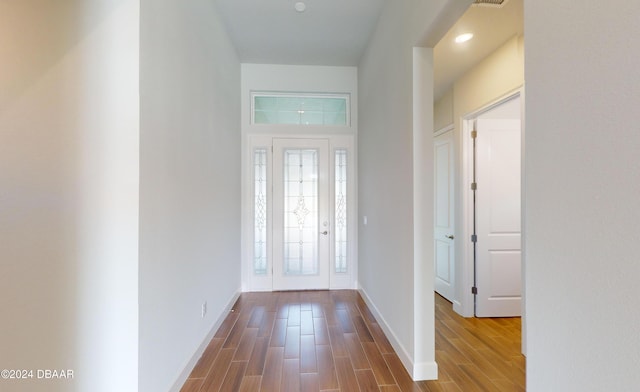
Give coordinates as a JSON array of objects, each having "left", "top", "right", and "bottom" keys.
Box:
[
  {"left": 335, "top": 149, "right": 348, "bottom": 274},
  {"left": 284, "top": 149, "right": 319, "bottom": 275},
  {"left": 254, "top": 148, "right": 268, "bottom": 275},
  {"left": 254, "top": 95, "right": 348, "bottom": 126}
]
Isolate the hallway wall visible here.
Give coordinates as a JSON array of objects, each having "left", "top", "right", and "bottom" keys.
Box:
[
  {"left": 139, "top": 0, "right": 241, "bottom": 390},
  {"left": 357, "top": 0, "right": 471, "bottom": 379},
  {"left": 0, "top": 1, "right": 140, "bottom": 391},
  {"left": 525, "top": 0, "right": 640, "bottom": 389},
  {"left": 434, "top": 35, "right": 524, "bottom": 128}
]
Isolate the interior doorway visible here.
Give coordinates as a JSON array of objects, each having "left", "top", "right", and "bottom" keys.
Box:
[
  {"left": 434, "top": 126, "right": 456, "bottom": 302},
  {"left": 464, "top": 93, "right": 523, "bottom": 318}
]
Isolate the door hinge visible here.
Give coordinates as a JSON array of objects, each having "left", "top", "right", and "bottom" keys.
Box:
[
  {"left": 471, "top": 286, "right": 478, "bottom": 295},
  {"left": 471, "top": 130, "right": 478, "bottom": 139},
  {"left": 471, "top": 234, "right": 477, "bottom": 243},
  {"left": 470, "top": 182, "right": 477, "bottom": 191}
]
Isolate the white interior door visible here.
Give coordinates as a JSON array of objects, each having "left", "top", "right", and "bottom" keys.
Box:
[
  {"left": 434, "top": 129, "right": 455, "bottom": 302},
  {"left": 272, "top": 138, "right": 330, "bottom": 290},
  {"left": 475, "top": 115, "right": 522, "bottom": 317}
]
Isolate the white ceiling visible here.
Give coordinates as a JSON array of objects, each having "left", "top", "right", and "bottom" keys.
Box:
[
  {"left": 215, "top": 0, "right": 385, "bottom": 66},
  {"left": 215, "top": 0, "right": 523, "bottom": 99}
]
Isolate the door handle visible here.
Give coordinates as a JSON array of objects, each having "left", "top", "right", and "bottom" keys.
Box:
[
  {"left": 321, "top": 231, "right": 328, "bottom": 235},
  {"left": 446, "top": 235, "right": 454, "bottom": 240}
]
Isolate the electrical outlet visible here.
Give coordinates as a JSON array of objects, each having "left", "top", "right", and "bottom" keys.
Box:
[{"left": 201, "top": 301, "right": 207, "bottom": 318}]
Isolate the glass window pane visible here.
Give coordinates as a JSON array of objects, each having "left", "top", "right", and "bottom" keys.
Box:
[
  {"left": 335, "top": 149, "right": 348, "bottom": 274},
  {"left": 253, "top": 94, "right": 349, "bottom": 126},
  {"left": 324, "top": 111, "right": 347, "bottom": 126},
  {"left": 255, "top": 110, "right": 277, "bottom": 124},
  {"left": 301, "top": 98, "right": 323, "bottom": 111},
  {"left": 254, "top": 149, "right": 268, "bottom": 275},
  {"left": 323, "top": 98, "right": 346, "bottom": 112},
  {"left": 254, "top": 96, "right": 278, "bottom": 111},
  {"left": 300, "top": 111, "right": 323, "bottom": 125},
  {"left": 277, "top": 97, "right": 302, "bottom": 111},
  {"left": 283, "top": 149, "right": 319, "bottom": 275}
]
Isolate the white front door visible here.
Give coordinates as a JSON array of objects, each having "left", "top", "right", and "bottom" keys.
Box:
[
  {"left": 475, "top": 115, "right": 522, "bottom": 317},
  {"left": 272, "top": 138, "right": 330, "bottom": 290},
  {"left": 434, "top": 129, "right": 455, "bottom": 302}
]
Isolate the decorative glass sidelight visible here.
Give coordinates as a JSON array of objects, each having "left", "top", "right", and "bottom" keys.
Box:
[
  {"left": 254, "top": 149, "right": 268, "bottom": 275},
  {"left": 335, "top": 149, "right": 348, "bottom": 274},
  {"left": 283, "top": 149, "right": 319, "bottom": 275}
]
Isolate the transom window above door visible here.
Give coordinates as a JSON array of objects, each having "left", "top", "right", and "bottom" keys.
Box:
[{"left": 251, "top": 92, "right": 350, "bottom": 126}]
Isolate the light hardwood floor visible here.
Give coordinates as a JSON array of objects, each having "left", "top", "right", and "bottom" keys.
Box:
[{"left": 180, "top": 290, "right": 525, "bottom": 392}]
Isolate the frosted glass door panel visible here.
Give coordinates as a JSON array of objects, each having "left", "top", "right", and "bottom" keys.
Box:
[
  {"left": 283, "top": 149, "right": 319, "bottom": 275},
  {"left": 273, "top": 139, "right": 329, "bottom": 290}
]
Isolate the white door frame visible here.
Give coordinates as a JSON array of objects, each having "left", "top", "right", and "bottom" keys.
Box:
[
  {"left": 434, "top": 125, "right": 454, "bottom": 138},
  {"left": 242, "top": 133, "right": 357, "bottom": 292},
  {"left": 459, "top": 89, "right": 525, "bottom": 323}
]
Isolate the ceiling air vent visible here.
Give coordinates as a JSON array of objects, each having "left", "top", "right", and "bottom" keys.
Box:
[{"left": 472, "top": 0, "right": 509, "bottom": 7}]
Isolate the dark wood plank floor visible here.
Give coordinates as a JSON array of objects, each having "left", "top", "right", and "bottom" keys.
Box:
[{"left": 181, "top": 291, "right": 525, "bottom": 392}]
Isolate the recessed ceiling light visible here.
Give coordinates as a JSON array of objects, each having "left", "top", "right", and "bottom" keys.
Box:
[
  {"left": 455, "top": 33, "right": 474, "bottom": 44},
  {"left": 294, "top": 2, "right": 306, "bottom": 12}
]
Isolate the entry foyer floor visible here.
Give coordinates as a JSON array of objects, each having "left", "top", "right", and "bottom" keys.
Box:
[{"left": 180, "top": 290, "right": 525, "bottom": 391}]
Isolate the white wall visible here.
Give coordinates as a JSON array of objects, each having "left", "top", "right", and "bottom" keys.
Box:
[
  {"left": 453, "top": 35, "right": 524, "bottom": 125},
  {"left": 434, "top": 89, "right": 454, "bottom": 131},
  {"left": 357, "top": 0, "right": 470, "bottom": 379},
  {"left": 434, "top": 35, "right": 524, "bottom": 129},
  {"left": 0, "top": 1, "right": 140, "bottom": 391},
  {"left": 525, "top": 1, "right": 640, "bottom": 390},
  {"left": 138, "top": 0, "right": 241, "bottom": 391}
]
